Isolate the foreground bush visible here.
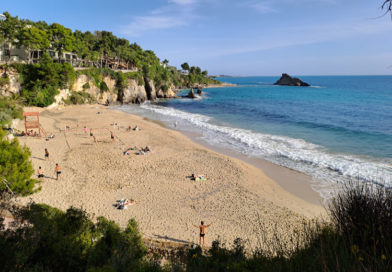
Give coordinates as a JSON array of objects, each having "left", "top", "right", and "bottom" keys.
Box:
[
  {"left": 0, "top": 204, "right": 157, "bottom": 271},
  {"left": 0, "top": 130, "right": 37, "bottom": 196},
  {"left": 0, "top": 97, "right": 23, "bottom": 126}
]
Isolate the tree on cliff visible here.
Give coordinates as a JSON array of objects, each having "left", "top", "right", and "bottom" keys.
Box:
[
  {"left": 48, "top": 23, "right": 75, "bottom": 62},
  {"left": 17, "top": 26, "right": 50, "bottom": 64},
  {"left": 181, "top": 62, "right": 190, "bottom": 71},
  {"left": 0, "top": 12, "right": 25, "bottom": 60}
]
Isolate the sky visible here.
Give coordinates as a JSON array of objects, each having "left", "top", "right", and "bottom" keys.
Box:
[{"left": 2, "top": 0, "right": 392, "bottom": 76}]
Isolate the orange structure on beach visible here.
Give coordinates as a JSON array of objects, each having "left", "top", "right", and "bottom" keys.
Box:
[{"left": 23, "top": 112, "right": 44, "bottom": 137}]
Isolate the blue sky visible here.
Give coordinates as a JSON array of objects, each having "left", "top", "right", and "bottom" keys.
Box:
[{"left": 2, "top": 0, "right": 392, "bottom": 75}]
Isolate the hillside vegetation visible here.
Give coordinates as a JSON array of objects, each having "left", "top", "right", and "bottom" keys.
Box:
[{"left": 0, "top": 12, "right": 220, "bottom": 107}]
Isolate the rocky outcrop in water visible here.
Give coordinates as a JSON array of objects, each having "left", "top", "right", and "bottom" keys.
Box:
[
  {"left": 156, "top": 83, "right": 177, "bottom": 99},
  {"left": 274, "top": 73, "right": 310, "bottom": 87},
  {"left": 186, "top": 89, "right": 197, "bottom": 99}
]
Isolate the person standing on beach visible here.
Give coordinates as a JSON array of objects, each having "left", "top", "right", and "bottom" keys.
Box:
[
  {"left": 54, "top": 163, "right": 62, "bottom": 180},
  {"left": 44, "top": 148, "right": 49, "bottom": 161},
  {"left": 193, "top": 221, "right": 212, "bottom": 245},
  {"left": 84, "top": 126, "right": 87, "bottom": 134},
  {"left": 90, "top": 128, "right": 93, "bottom": 137},
  {"left": 110, "top": 131, "right": 115, "bottom": 141},
  {"left": 37, "top": 166, "right": 44, "bottom": 179}
]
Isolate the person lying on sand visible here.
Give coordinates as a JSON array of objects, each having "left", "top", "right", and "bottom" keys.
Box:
[
  {"left": 123, "top": 146, "right": 137, "bottom": 155},
  {"left": 115, "top": 198, "right": 138, "bottom": 209},
  {"left": 133, "top": 125, "right": 140, "bottom": 131},
  {"left": 193, "top": 221, "right": 212, "bottom": 245},
  {"left": 136, "top": 146, "right": 151, "bottom": 155},
  {"left": 191, "top": 174, "right": 208, "bottom": 181}
]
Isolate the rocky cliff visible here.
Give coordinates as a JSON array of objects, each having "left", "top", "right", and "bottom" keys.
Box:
[
  {"left": 0, "top": 67, "right": 21, "bottom": 97},
  {"left": 274, "top": 73, "right": 310, "bottom": 87},
  {"left": 0, "top": 68, "right": 178, "bottom": 107}
]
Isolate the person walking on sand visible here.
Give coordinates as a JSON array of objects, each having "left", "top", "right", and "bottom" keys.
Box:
[
  {"left": 110, "top": 131, "right": 115, "bottom": 141},
  {"left": 44, "top": 148, "right": 49, "bottom": 161},
  {"left": 193, "top": 221, "right": 212, "bottom": 245},
  {"left": 84, "top": 126, "right": 87, "bottom": 134},
  {"left": 54, "top": 163, "right": 62, "bottom": 180},
  {"left": 37, "top": 166, "right": 44, "bottom": 179},
  {"left": 90, "top": 128, "right": 93, "bottom": 137}
]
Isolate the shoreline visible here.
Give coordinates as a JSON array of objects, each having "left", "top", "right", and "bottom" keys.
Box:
[
  {"left": 135, "top": 115, "right": 323, "bottom": 206},
  {"left": 178, "top": 130, "right": 323, "bottom": 207},
  {"left": 16, "top": 104, "right": 326, "bottom": 249}
]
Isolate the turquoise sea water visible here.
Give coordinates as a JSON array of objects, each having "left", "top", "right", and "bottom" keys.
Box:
[{"left": 117, "top": 76, "right": 392, "bottom": 199}]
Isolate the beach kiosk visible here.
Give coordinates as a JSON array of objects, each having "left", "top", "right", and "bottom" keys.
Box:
[{"left": 23, "top": 112, "right": 42, "bottom": 137}]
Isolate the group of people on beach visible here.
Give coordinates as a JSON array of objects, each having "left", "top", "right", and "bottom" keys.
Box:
[
  {"left": 37, "top": 148, "right": 62, "bottom": 180},
  {"left": 40, "top": 118, "right": 214, "bottom": 246}
]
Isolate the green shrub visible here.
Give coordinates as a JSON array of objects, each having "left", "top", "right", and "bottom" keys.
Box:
[
  {"left": 64, "top": 91, "right": 94, "bottom": 105},
  {"left": 0, "top": 97, "right": 23, "bottom": 126},
  {"left": 99, "top": 81, "right": 109, "bottom": 93},
  {"left": 0, "top": 130, "right": 38, "bottom": 196},
  {"left": 0, "top": 76, "right": 10, "bottom": 87},
  {"left": 12, "top": 54, "right": 76, "bottom": 107},
  {"left": 82, "top": 82, "right": 90, "bottom": 90},
  {"left": 0, "top": 204, "right": 152, "bottom": 271}
]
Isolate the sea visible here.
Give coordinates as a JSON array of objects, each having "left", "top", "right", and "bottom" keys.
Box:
[{"left": 116, "top": 76, "right": 392, "bottom": 200}]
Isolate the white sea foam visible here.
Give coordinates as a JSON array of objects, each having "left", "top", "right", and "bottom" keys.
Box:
[{"left": 118, "top": 104, "right": 392, "bottom": 200}]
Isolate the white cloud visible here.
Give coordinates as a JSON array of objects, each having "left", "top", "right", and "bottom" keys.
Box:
[
  {"left": 121, "top": 0, "right": 198, "bottom": 37},
  {"left": 251, "top": 2, "right": 278, "bottom": 14},
  {"left": 242, "top": 0, "right": 337, "bottom": 14},
  {"left": 240, "top": 1, "right": 277, "bottom": 14},
  {"left": 172, "top": 19, "right": 392, "bottom": 59},
  {"left": 122, "top": 16, "right": 185, "bottom": 36},
  {"left": 169, "top": 0, "right": 196, "bottom": 5}
]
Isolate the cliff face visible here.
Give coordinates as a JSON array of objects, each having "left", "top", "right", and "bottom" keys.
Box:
[
  {"left": 72, "top": 75, "right": 119, "bottom": 104},
  {"left": 0, "top": 67, "right": 21, "bottom": 97},
  {"left": 118, "top": 80, "right": 147, "bottom": 104},
  {"left": 0, "top": 69, "right": 178, "bottom": 107}
]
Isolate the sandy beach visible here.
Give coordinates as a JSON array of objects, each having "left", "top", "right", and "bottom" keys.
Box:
[{"left": 16, "top": 104, "right": 325, "bottom": 250}]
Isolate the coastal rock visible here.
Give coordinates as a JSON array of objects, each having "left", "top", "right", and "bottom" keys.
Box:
[
  {"left": 274, "top": 73, "right": 310, "bottom": 87},
  {"left": 119, "top": 79, "right": 147, "bottom": 104},
  {"left": 187, "top": 89, "right": 197, "bottom": 99},
  {"left": 156, "top": 84, "right": 177, "bottom": 98},
  {"left": 144, "top": 78, "right": 157, "bottom": 101}
]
